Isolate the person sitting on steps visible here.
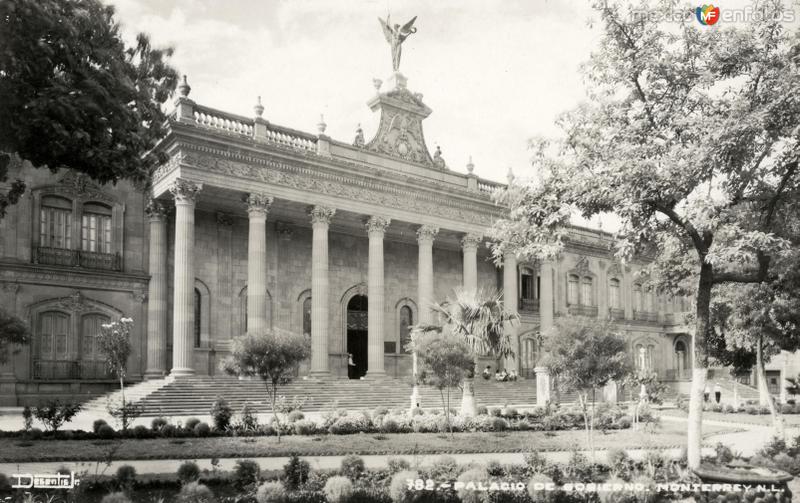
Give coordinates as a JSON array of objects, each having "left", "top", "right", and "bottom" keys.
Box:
[{"left": 482, "top": 365, "right": 492, "bottom": 380}]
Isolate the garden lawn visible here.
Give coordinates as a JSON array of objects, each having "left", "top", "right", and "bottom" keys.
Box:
[
  {"left": 660, "top": 408, "right": 800, "bottom": 426},
  {"left": 0, "top": 421, "right": 733, "bottom": 463}
]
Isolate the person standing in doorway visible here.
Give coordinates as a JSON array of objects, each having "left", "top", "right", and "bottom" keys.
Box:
[
  {"left": 703, "top": 384, "right": 710, "bottom": 403},
  {"left": 714, "top": 382, "right": 722, "bottom": 404},
  {"left": 347, "top": 353, "right": 356, "bottom": 379}
]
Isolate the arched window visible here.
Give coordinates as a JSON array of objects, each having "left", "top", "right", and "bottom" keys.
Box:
[
  {"left": 580, "top": 277, "right": 593, "bottom": 306},
  {"left": 399, "top": 305, "right": 413, "bottom": 353},
  {"left": 609, "top": 278, "right": 621, "bottom": 309},
  {"left": 567, "top": 274, "right": 579, "bottom": 305},
  {"left": 81, "top": 203, "right": 112, "bottom": 253},
  {"left": 633, "top": 283, "right": 643, "bottom": 312},
  {"left": 644, "top": 288, "right": 654, "bottom": 312},
  {"left": 40, "top": 196, "right": 72, "bottom": 249},
  {"left": 302, "top": 297, "right": 312, "bottom": 336},
  {"left": 194, "top": 288, "right": 201, "bottom": 347}
]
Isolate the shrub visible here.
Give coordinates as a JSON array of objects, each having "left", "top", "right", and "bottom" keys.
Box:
[
  {"left": 501, "top": 407, "right": 518, "bottom": 418},
  {"left": 293, "top": 419, "right": 316, "bottom": 435},
  {"left": 151, "top": 417, "right": 168, "bottom": 431},
  {"left": 379, "top": 417, "right": 402, "bottom": 434},
  {"left": 340, "top": 454, "right": 365, "bottom": 480},
  {"left": 476, "top": 405, "right": 488, "bottom": 416},
  {"left": 97, "top": 424, "right": 116, "bottom": 439},
  {"left": 773, "top": 453, "right": 800, "bottom": 475},
  {"left": 485, "top": 417, "right": 508, "bottom": 432},
  {"left": 489, "top": 407, "right": 502, "bottom": 417},
  {"left": 759, "top": 437, "right": 788, "bottom": 458},
  {"left": 781, "top": 404, "right": 794, "bottom": 414},
  {"left": 486, "top": 459, "right": 504, "bottom": 476},
  {"left": 256, "top": 481, "right": 286, "bottom": 503},
  {"left": 374, "top": 406, "right": 390, "bottom": 417},
  {"left": 287, "top": 410, "right": 304, "bottom": 423},
  {"left": 234, "top": 459, "right": 261, "bottom": 489},
  {"left": 598, "top": 476, "right": 633, "bottom": 503},
  {"left": 177, "top": 481, "right": 216, "bottom": 503},
  {"left": 32, "top": 400, "right": 82, "bottom": 432},
  {"left": 115, "top": 465, "right": 137, "bottom": 492},
  {"left": 323, "top": 475, "right": 353, "bottom": 503},
  {"left": 527, "top": 474, "right": 555, "bottom": 503},
  {"left": 132, "top": 424, "right": 150, "bottom": 439},
  {"left": 282, "top": 453, "right": 310, "bottom": 490},
  {"left": 457, "top": 467, "right": 488, "bottom": 503},
  {"left": 0, "top": 473, "right": 11, "bottom": 492},
  {"left": 606, "top": 447, "right": 631, "bottom": 475},
  {"left": 710, "top": 404, "right": 723, "bottom": 413},
  {"left": 184, "top": 417, "right": 201, "bottom": 431},
  {"left": 746, "top": 406, "right": 758, "bottom": 415},
  {"left": 101, "top": 493, "right": 132, "bottom": 503},
  {"left": 27, "top": 427, "right": 42, "bottom": 439},
  {"left": 413, "top": 414, "right": 444, "bottom": 433},
  {"left": 194, "top": 422, "right": 211, "bottom": 437},
  {"left": 237, "top": 403, "right": 259, "bottom": 432},
  {"left": 523, "top": 451, "right": 548, "bottom": 474},
  {"left": 176, "top": 461, "right": 200, "bottom": 484},
  {"left": 616, "top": 417, "right": 632, "bottom": 429},
  {"left": 723, "top": 404, "right": 735, "bottom": 413},
  {"left": 387, "top": 457, "right": 411, "bottom": 473},
  {"left": 411, "top": 407, "right": 423, "bottom": 416},
  {"left": 93, "top": 419, "right": 109, "bottom": 433},
  {"left": 161, "top": 424, "right": 178, "bottom": 438},
  {"left": 329, "top": 414, "right": 369, "bottom": 434},
  {"left": 210, "top": 397, "right": 233, "bottom": 431},
  {"left": 714, "top": 443, "right": 734, "bottom": 464},
  {"left": 389, "top": 470, "right": 419, "bottom": 503},
  {"left": 428, "top": 455, "right": 460, "bottom": 480}
]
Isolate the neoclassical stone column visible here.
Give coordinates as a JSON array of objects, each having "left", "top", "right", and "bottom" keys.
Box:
[
  {"left": 246, "top": 193, "right": 273, "bottom": 334},
  {"left": 144, "top": 199, "right": 169, "bottom": 379},
  {"left": 366, "top": 216, "right": 390, "bottom": 378},
  {"left": 416, "top": 225, "right": 438, "bottom": 325},
  {"left": 461, "top": 233, "right": 481, "bottom": 292},
  {"left": 169, "top": 179, "right": 202, "bottom": 377},
  {"left": 538, "top": 261, "right": 555, "bottom": 398},
  {"left": 503, "top": 251, "right": 519, "bottom": 372},
  {"left": 309, "top": 206, "right": 335, "bottom": 376}
]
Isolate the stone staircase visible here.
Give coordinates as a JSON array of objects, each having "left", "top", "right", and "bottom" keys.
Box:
[
  {"left": 120, "top": 376, "right": 557, "bottom": 417},
  {"left": 663, "top": 375, "right": 761, "bottom": 404},
  {"left": 80, "top": 376, "right": 175, "bottom": 414}
]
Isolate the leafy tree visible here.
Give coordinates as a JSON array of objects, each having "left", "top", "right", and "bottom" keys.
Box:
[
  {"left": 541, "top": 316, "right": 631, "bottom": 459},
  {"left": 418, "top": 288, "right": 517, "bottom": 416},
  {"left": 0, "top": 0, "right": 179, "bottom": 216},
  {"left": 415, "top": 332, "right": 475, "bottom": 436},
  {"left": 98, "top": 318, "right": 140, "bottom": 431},
  {"left": 32, "top": 399, "right": 82, "bottom": 432},
  {"left": 221, "top": 329, "right": 311, "bottom": 442},
  {"left": 0, "top": 308, "right": 30, "bottom": 364},
  {"left": 490, "top": 0, "right": 800, "bottom": 467}
]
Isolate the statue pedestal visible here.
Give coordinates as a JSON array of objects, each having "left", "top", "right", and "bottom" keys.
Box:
[{"left": 535, "top": 367, "right": 550, "bottom": 406}]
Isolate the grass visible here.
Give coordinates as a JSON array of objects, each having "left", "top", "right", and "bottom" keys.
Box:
[
  {"left": 0, "top": 421, "right": 733, "bottom": 463},
  {"left": 660, "top": 408, "right": 800, "bottom": 426}
]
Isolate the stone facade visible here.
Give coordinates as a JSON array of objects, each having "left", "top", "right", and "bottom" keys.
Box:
[{"left": 2, "top": 70, "right": 768, "bottom": 406}]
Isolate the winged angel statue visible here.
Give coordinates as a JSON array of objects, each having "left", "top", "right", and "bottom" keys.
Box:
[{"left": 378, "top": 15, "right": 418, "bottom": 72}]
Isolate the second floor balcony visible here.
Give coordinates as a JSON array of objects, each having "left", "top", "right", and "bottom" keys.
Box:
[{"left": 34, "top": 247, "right": 122, "bottom": 272}]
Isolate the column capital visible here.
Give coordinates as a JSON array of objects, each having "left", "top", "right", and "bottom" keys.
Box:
[
  {"left": 365, "top": 215, "right": 390, "bottom": 235},
  {"left": 145, "top": 199, "right": 168, "bottom": 221},
  {"left": 309, "top": 205, "right": 336, "bottom": 226},
  {"left": 169, "top": 178, "right": 202, "bottom": 204},
  {"left": 245, "top": 193, "right": 273, "bottom": 217},
  {"left": 416, "top": 224, "right": 439, "bottom": 244},
  {"left": 461, "top": 233, "right": 482, "bottom": 251}
]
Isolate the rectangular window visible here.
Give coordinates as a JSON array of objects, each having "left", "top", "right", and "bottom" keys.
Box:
[
  {"left": 40, "top": 207, "right": 72, "bottom": 249},
  {"left": 581, "top": 278, "right": 593, "bottom": 306},
  {"left": 567, "top": 275, "right": 579, "bottom": 305},
  {"left": 81, "top": 213, "right": 112, "bottom": 253}
]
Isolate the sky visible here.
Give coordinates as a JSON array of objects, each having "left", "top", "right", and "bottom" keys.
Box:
[{"left": 109, "top": 0, "right": 603, "bottom": 184}]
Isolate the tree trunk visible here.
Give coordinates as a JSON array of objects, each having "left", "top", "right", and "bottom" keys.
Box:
[
  {"left": 756, "top": 335, "right": 784, "bottom": 438},
  {"left": 268, "top": 383, "right": 280, "bottom": 443},
  {"left": 687, "top": 263, "right": 713, "bottom": 469},
  {"left": 446, "top": 388, "right": 452, "bottom": 438},
  {"left": 590, "top": 389, "right": 596, "bottom": 461},
  {"left": 460, "top": 372, "right": 477, "bottom": 416},
  {"left": 119, "top": 375, "right": 127, "bottom": 431}
]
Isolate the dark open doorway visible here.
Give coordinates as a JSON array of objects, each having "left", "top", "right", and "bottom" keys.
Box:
[{"left": 346, "top": 295, "right": 368, "bottom": 379}]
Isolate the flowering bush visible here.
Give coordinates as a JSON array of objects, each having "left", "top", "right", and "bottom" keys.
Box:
[
  {"left": 293, "top": 419, "right": 317, "bottom": 435},
  {"left": 256, "top": 481, "right": 286, "bottom": 503},
  {"left": 412, "top": 414, "right": 445, "bottom": 433},
  {"left": 329, "top": 413, "right": 370, "bottom": 435},
  {"left": 389, "top": 470, "right": 419, "bottom": 503},
  {"left": 176, "top": 481, "right": 215, "bottom": 503},
  {"left": 323, "top": 476, "right": 353, "bottom": 503}
]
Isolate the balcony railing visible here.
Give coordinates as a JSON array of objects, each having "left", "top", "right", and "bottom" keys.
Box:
[
  {"left": 519, "top": 298, "right": 539, "bottom": 312},
  {"left": 568, "top": 305, "right": 598, "bottom": 317},
  {"left": 35, "top": 247, "right": 122, "bottom": 271},
  {"left": 33, "top": 360, "right": 115, "bottom": 380},
  {"left": 633, "top": 311, "right": 659, "bottom": 323},
  {"left": 665, "top": 369, "right": 692, "bottom": 381},
  {"left": 608, "top": 308, "right": 625, "bottom": 320}
]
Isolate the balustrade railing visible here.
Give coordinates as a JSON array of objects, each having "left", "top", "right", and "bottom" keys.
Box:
[
  {"left": 568, "top": 305, "right": 598, "bottom": 317},
  {"left": 608, "top": 308, "right": 625, "bottom": 320},
  {"left": 262, "top": 125, "right": 317, "bottom": 151},
  {"left": 193, "top": 106, "right": 254, "bottom": 136},
  {"left": 35, "top": 247, "right": 121, "bottom": 271},
  {"left": 477, "top": 180, "right": 502, "bottom": 194},
  {"left": 633, "top": 311, "right": 659, "bottom": 323},
  {"left": 519, "top": 298, "right": 539, "bottom": 312},
  {"left": 33, "top": 360, "right": 114, "bottom": 380}
]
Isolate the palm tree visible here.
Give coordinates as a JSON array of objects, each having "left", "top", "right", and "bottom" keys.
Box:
[{"left": 417, "top": 287, "right": 518, "bottom": 416}]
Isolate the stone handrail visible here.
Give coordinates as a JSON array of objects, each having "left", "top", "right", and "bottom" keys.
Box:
[
  {"left": 262, "top": 124, "right": 317, "bottom": 152},
  {"left": 477, "top": 179, "right": 503, "bottom": 194},
  {"left": 193, "top": 105, "right": 254, "bottom": 136}
]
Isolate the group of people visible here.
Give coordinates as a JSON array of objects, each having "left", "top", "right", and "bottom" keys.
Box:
[
  {"left": 482, "top": 365, "right": 517, "bottom": 382},
  {"left": 703, "top": 382, "right": 723, "bottom": 403}
]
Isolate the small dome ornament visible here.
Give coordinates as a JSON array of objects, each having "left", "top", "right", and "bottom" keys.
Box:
[
  {"left": 178, "top": 75, "right": 191, "bottom": 98},
  {"left": 353, "top": 124, "right": 365, "bottom": 148},
  {"left": 507, "top": 167, "right": 516, "bottom": 184},
  {"left": 317, "top": 114, "right": 327, "bottom": 135},
  {"left": 254, "top": 96, "right": 264, "bottom": 118},
  {"left": 373, "top": 78, "right": 383, "bottom": 92},
  {"left": 466, "top": 156, "right": 475, "bottom": 174}
]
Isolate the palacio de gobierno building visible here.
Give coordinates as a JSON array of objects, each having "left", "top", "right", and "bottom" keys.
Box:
[{"left": 0, "top": 21, "right": 792, "bottom": 407}]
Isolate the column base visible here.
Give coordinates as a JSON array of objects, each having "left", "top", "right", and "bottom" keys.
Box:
[
  {"left": 170, "top": 368, "right": 196, "bottom": 378},
  {"left": 144, "top": 370, "right": 167, "bottom": 380},
  {"left": 363, "top": 371, "right": 388, "bottom": 381}
]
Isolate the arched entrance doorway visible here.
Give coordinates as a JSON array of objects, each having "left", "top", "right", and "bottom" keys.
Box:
[
  {"left": 346, "top": 295, "right": 368, "bottom": 379},
  {"left": 675, "top": 339, "right": 689, "bottom": 379}
]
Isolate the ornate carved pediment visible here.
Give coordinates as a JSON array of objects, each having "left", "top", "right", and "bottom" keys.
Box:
[
  {"left": 365, "top": 87, "right": 436, "bottom": 167},
  {"left": 574, "top": 255, "right": 591, "bottom": 274},
  {"left": 53, "top": 171, "right": 115, "bottom": 204},
  {"left": 607, "top": 261, "right": 623, "bottom": 278}
]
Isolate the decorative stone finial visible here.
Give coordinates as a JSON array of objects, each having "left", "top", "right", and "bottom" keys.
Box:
[
  {"left": 353, "top": 124, "right": 365, "bottom": 148},
  {"left": 373, "top": 78, "right": 383, "bottom": 92},
  {"left": 507, "top": 167, "right": 515, "bottom": 184},
  {"left": 178, "top": 75, "right": 191, "bottom": 98},
  {"left": 254, "top": 96, "right": 264, "bottom": 117},
  {"left": 466, "top": 156, "right": 475, "bottom": 174},
  {"left": 317, "top": 114, "right": 327, "bottom": 135}
]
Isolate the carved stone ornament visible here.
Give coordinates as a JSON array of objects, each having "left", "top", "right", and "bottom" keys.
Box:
[
  {"left": 574, "top": 255, "right": 591, "bottom": 274},
  {"left": 245, "top": 193, "right": 273, "bottom": 216},
  {"left": 365, "top": 88, "right": 436, "bottom": 167},
  {"left": 353, "top": 124, "right": 365, "bottom": 148},
  {"left": 169, "top": 178, "right": 202, "bottom": 203},
  {"left": 607, "top": 261, "right": 623, "bottom": 278},
  {"left": 416, "top": 224, "right": 439, "bottom": 243},
  {"left": 0, "top": 281, "right": 20, "bottom": 293},
  {"left": 145, "top": 199, "right": 168, "bottom": 220},
  {"left": 131, "top": 290, "right": 148, "bottom": 303},
  {"left": 53, "top": 171, "right": 114, "bottom": 204},
  {"left": 309, "top": 205, "right": 336, "bottom": 226},
  {"left": 461, "top": 233, "right": 482, "bottom": 250},
  {"left": 365, "top": 216, "right": 391, "bottom": 235},
  {"left": 54, "top": 291, "right": 92, "bottom": 313}
]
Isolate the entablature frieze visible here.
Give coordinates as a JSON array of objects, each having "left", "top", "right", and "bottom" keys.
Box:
[{"left": 0, "top": 262, "right": 149, "bottom": 293}]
